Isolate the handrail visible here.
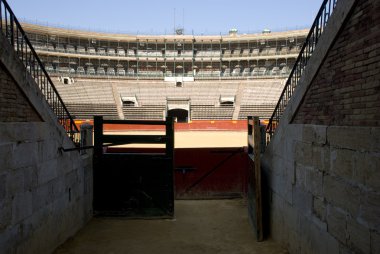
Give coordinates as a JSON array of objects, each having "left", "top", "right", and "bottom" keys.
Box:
[
  {"left": 266, "top": 0, "right": 338, "bottom": 139},
  {"left": 0, "top": 0, "right": 79, "bottom": 140}
]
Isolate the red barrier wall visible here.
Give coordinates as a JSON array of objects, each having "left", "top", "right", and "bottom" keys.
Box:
[
  {"left": 107, "top": 147, "right": 248, "bottom": 199},
  {"left": 77, "top": 120, "right": 248, "bottom": 131}
]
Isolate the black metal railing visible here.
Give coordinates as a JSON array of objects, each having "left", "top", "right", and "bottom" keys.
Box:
[
  {"left": 266, "top": 0, "right": 338, "bottom": 139},
  {"left": 0, "top": 0, "right": 78, "bottom": 140}
]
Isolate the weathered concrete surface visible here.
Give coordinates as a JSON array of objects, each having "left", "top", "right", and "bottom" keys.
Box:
[
  {"left": 261, "top": 0, "right": 380, "bottom": 253},
  {"left": 55, "top": 199, "right": 288, "bottom": 254},
  {"left": 0, "top": 28, "right": 93, "bottom": 253}
]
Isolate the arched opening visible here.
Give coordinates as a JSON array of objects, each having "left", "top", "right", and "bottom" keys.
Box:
[
  {"left": 220, "top": 101, "right": 234, "bottom": 106},
  {"left": 122, "top": 100, "right": 135, "bottom": 107},
  {"left": 167, "top": 108, "right": 188, "bottom": 123}
]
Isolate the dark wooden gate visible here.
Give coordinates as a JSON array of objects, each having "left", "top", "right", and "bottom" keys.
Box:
[{"left": 93, "top": 116, "right": 175, "bottom": 218}]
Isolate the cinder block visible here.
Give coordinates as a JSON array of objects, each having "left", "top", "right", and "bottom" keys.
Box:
[
  {"left": 10, "top": 141, "right": 38, "bottom": 169},
  {"left": 313, "top": 196, "right": 326, "bottom": 222},
  {"left": 23, "top": 166, "right": 38, "bottom": 192},
  {"left": 32, "top": 183, "right": 53, "bottom": 212},
  {"left": 347, "top": 217, "right": 371, "bottom": 254},
  {"left": 312, "top": 145, "right": 330, "bottom": 172},
  {"left": 0, "top": 199, "right": 11, "bottom": 232},
  {"left": 359, "top": 191, "right": 380, "bottom": 232},
  {"left": 6, "top": 168, "right": 25, "bottom": 198},
  {"left": 329, "top": 148, "right": 355, "bottom": 180},
  {"left": 323, "top": 175, "right": 360, "bottom": 216},
  {"left": 326, "top": 205, "right": 347, "bottom": 244},
  {"left": 37, "top": 159, "right": 58, "bottom": 185},
  {"left": 295, "top": 141, "right": 313, "bottom": 167},
  {"left": 0, "top": 174, "right": 6, "bottom": 200},
  {"left": 37, "top": 140, "right": 59, "bottom": 163},
  {"left": 328, "top": 126, "right": 379, "bottom": 152},
  {"left": 0, "top": 143, "right": 13, "bottom": 172},
  {"left": 306, "top": 167, "right": 323, "bottom": 196},
  {"left": 371, "top": 231, "right": 380, "bottom": 254},
  {"left": 11, "top": 191, "right": 33, "bottom": 224},
  {"left": 302, "top": 125, "right": 327, "bottom": 145},
  {"left": 353, "top": 152, "right": 380, "bottom": 190},
  {"left": 292, "top": 185, "right": 313, "bottom": 216}
]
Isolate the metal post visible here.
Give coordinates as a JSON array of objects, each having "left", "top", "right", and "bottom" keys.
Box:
[{"left": 94, "top": 116, "right": 104, "bottom": 158}]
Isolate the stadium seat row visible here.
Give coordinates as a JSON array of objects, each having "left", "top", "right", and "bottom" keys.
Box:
[{"left": 33, "top": 43, "right": 300, "bottom": 58}]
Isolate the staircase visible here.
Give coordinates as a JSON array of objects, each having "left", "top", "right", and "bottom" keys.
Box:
[
  {"left": 0, "top": 0, "right": 78, "bottom": 140},
  {"left": 232, "top": 82, "right": 244, "bottom": 120},
  {"left": 266, "top": 0, "right": 338, "bottom": 139}
]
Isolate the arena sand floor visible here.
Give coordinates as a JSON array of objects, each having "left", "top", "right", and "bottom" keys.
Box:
[{"left": 54, "top": 199, "right": 288, "bottom": 254}]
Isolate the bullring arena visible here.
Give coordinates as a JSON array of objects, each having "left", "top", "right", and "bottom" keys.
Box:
[{"left": 1, "top": 0, "right": 379, "bottom": 253}]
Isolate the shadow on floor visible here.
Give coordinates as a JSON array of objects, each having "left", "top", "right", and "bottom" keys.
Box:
[{"left": 55, "top": 199, "right": 288, "bottom": 254}]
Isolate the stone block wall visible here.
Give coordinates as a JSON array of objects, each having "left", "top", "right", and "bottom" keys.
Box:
[
  {"left": 262, "top": 0, "right": 380, "bottom": 253},
  {"left": 263, "top": 124, "right": 380, "bottom": 254},
  {"left": 0, "top": 30, "right": 93, "bottom": 253},
  {"left": 0, "top": 122, "right": 93, "bottom": 254}
]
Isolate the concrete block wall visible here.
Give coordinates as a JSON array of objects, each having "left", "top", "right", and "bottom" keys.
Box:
[
  {"left": 0, "top": 29, "right": 93, "bottom": 253},
  {"left": 0, "top": 122, "right": 93, "bottom": 254},
  {"left": 262, "top": 0, "right": 380, "bottom": 253},
  {"left": 263, "top": 125, "right": 380, "bottom": 254}
]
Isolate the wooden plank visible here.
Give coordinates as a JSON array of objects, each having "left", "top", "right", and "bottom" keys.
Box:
[
  {"left": 102, "top": 119, "right": 166, "bottom": 125},
  {"left": 93, "top": 116, "right": 104, "bottom": 158},
  {"left": 253, "top": 116, "right": 263, "bottom": 241},
  {"left": 103, "top": 135, "right": 167, "bottom": 145}
]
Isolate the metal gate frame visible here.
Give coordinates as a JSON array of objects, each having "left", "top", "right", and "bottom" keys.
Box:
[{"left": 93, "top": 116, "right": 175, "bottom": 217}]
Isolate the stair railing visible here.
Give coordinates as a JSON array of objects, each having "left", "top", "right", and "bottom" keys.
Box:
[
  {"left": 0, "top": 0, "right": 78, "bottom": 140},
  {"left": 266, "top": 0, "right": 338, "bottom": 140}
]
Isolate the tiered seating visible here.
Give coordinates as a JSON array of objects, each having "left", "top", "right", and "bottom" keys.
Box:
[
  {"left": 107, "top": 48, "right": 116, "bottom": 56},
  {"left": 251, "top": 49, "right": 260, "bottom": 56},
  {"left": 47, "top": 43, "right": 55, "bottom": 51},
  {"left": 87, "top": 66, "right": 96, "bottom": 75},
  {"left": 191, "top": 104, "right": 234, "bottom": 120},
  {"left": 223, "top": 50, "right": 232, "bottom": 57},
  {"left": 281, "top": 66, "right": 290, "bottom": 75},
  {"left": 77, "top": 46, "right": 86, "bottom": 54},
  {"left": 238, "top": 104, "right": 275, "bottom": 119},
  {"left": 87, "top": 47, "right": 96, "bottom": 55},
  {"left": 98, "top": 47, "right": 106, "bottom": 55},
  {"left": 232, "top": 49, "right": 241, "bottom": 56},
  {"left": 77, "top": 66, "right": 85, "bottom": 75},
  {"left": 117, "top": 48, "right": 125, "bottom": 56},
  {"left": 231, "top": 68, "right": 241, "bottom": 76},
  {"left": 196, "top": 51, "right": 220, "bottom": 57},
  {"left": 54, "top": 80, "right": 118, "bottom": 119},
  {"left": 127, "top": 49, "right": 135, "bottom": 56},
  {"left": 165, "top": 50, "right": 178, "bottom": 57},
  {"left": 66, "top": 103, "right": 119, "bottom": 119},
  {"left": 66, "top": 45, "right": 76, "bottom": 53},
  {"left": 223, "top": 68, "right": 231, "bottom": 77},
  {"left": 97, "top": 67, "right": 106, "bottom": 75},
  {"left": 242, "top": 68, "right": 250, "bottom": 76},
  {"left": 123, "top": 104, "right": 166, "bottom": 120},
  {"left": 242, "top": 49, "right": 250, "bottom": 56},
  {"left": 181, "top": 50, "right": 193, "bottom": 57},
  {"left": 107, "top": 67, "right": 116, "bottom": 75},
  {"left": 271, "top": 67, "right": 281, "bottom": 76},
  {"left": 56, "top": 45, "right": 65, "bottom": 52},
  {"left": 117, "top": 68, "right": 126, "bottom": 76},
  {"left": 238, "top": 81, "right": 283, "bottom": 119}
]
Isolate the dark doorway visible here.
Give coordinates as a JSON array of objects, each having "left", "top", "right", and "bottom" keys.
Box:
[
  {"left": 168, "top": 108, "right": 188, "bottom": 123},
  {"left": 93, "top": 116, "right": 175, "bottom": 218}
]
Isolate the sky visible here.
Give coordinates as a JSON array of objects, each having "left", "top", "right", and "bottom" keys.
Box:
[{"left": 10, "top": 0, "right": 322, "bottom": 35}]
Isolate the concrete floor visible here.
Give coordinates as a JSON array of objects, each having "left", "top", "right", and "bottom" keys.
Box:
[{"left": 55, "top": 199, "right": 288, "bottom": 254}]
